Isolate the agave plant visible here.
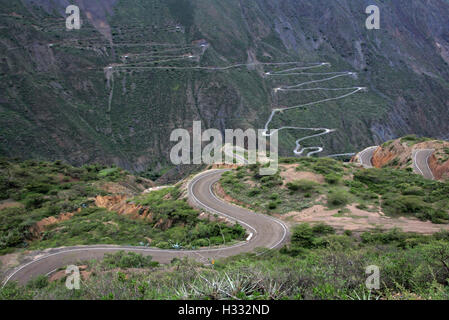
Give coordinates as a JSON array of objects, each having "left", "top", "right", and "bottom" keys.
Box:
[{"left": 347, "top": 289, "right": 380, "bottom": 300}]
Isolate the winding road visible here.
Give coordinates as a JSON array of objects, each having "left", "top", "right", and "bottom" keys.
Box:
[
  {"left": 412, "top": 149, "right": 435, "bottom": 180},
  {"left": 2, "top": 170, "right": 289, "bottom": 286},
  {"left": 357, "top": 146, "right": 378, "bottom": 168},
  {"left": 262, "top": 63, "right": 366, "bottom": 157},
  {"left": 356, "top": 146, "right": 435, "bottom": 180}
]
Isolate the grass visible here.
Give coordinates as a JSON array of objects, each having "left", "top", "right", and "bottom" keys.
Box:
[
  {"left": 220, "top": 158, "right": 449, "bottom": 223},
  {"left": 353, "top": 168, "right": 449, "bottom": 223},
  {"left": 220, "top": 166, "right": 315, "bottom": 215},
  {"left": 0, "top": 158, "right": 246, "bottom": 254},
  {"left": 400, "top": 135, "right": 433, "bottom": 146},
  {"left": 2, "top": 227, "right": 449, "bottom": 300}
]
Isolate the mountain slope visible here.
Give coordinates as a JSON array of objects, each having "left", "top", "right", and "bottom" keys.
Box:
[{"left": 1, "top": 0, "right": 448, "bottom": 174}]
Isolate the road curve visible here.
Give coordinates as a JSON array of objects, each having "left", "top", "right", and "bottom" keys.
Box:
[
  {"left": 357, "top": 146, "right": 378, "bottom": 168},
  {"left": 412, "top": 149, "right": 435, "bottom": 180},
  {"left": 356, "top": 146, "right": 436, "bottom": 180},
  {"left": 2, "top": 170, "right": 289, "bottom": 286}
]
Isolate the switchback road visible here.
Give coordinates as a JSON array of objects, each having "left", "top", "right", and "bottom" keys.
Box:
[
  {"left": 412, "top": 149, "right": 435, "bottom": 180},
  {"left": 357, "top": 146, "right": 378, "bottom": 168},
  {"left": 2, "top": 170, "right": 288, "bottom": 286},
  {"left": 356, "top": 146, "right": 435, "bottom": 180}
]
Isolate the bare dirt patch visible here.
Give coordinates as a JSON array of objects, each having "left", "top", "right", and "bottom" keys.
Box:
[
  {"left": 49, "top": 265, "right": 90, "bottom": 282},
  {"left": 243, "top": 177, "right": 258, "bottom": 188},
  {"left": 0, "top": 199, "right": 23, "bottom": 210},
  {"left": 0, "top": 253, "right": 20, "bottom": 271},
  {"left": 278, "top": 204, "right": 449, "bottom": 234},
  {"left": 30, "top": 211, "right": 77, "bottom": 239},
  {"left": 279, "top": 164, "right": 325, "bottom": 185}
]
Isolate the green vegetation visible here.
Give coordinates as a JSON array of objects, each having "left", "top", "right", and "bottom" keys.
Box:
[
  {"left": 400, "top": 135, "right": 433, "bottom": 146},
  {"left": 220, "top": 158, "right": 449, "bottom": 223},
  {"left": 220, "top": 165, "right": 316, "bottom": 214},
  {"left": 129, "top": 186, "right": 246, "bottom": 248},
  {"left": 353, "top": 168, "right": 449, "bottom": 223},
  {"left": 0, "top": 159, "right": 245, "bottom": 254},
  {"left": 102, "top": 251, "right": 159, "bottom": 269},
  {"left": 2, "top": 227, "right": 449, "bottom": 300},
  {"left": 287, "top": 180, "right": 319, "bottom": 193},
  {"left": 0, "top": 158, "right": 127, "bottom": 254},
  {"left": 327, "top": 190, "right": 350, "bottom": 208}
]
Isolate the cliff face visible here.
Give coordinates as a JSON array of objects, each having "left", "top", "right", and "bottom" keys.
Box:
[{"left": 1, "top": 0, "right": 449, "bottom": 172}]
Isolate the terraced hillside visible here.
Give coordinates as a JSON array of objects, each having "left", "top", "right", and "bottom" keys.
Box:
[{"left": 1, "top": 0, "right": 449, "bottom": 177}]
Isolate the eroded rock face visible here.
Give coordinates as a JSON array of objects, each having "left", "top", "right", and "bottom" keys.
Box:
[
  {"left": 428, "top": 155, "right": 449, "bottom": 180},
  {"left": 29, "top": 211, "right": 77, "bottom": 240},
  {"left": 366, "top": 138, "right": 449, "bottom": 180},
  {"left": 94, "top": 195, "right": 153, "bottom": 222},
  {"left": 29, "top": 193, "right": 177, "bottom": 239},
  {"left": 371, "top": 146, "right": 397, "bottom": 168}
]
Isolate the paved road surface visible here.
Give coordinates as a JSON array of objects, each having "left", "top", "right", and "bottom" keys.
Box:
[
  {"left": 357, "top": 146, "right": 435, "bottom": 180},
  {"left": 357, "top": 146, "right": 378, "bottom": 168},
  {"left": 2, "top": 170, "right": 288, "bottom": 286},
  {"left": 412, "top": 149, "right": 435, "bottom": 180}
]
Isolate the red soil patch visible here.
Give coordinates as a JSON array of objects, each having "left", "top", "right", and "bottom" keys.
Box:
[
  {"left": 29, "top": 211, "right": 78, "bottom": 239},
  {"left": 428, "top": 155, "right": 449, "bottom": 180}
]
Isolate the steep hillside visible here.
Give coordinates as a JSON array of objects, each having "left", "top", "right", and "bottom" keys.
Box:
[
  {"left": 0, "top": 158, "right": 244, "bottom": 255},
  {"left": 371, "top": 136, "right": 449, "bottom": 180},
  {"left": 219, "top": 158, "right": 449, "bottom": 230},
  {"left": 1, "top": 0, "right": 449, "bottom": 175}
]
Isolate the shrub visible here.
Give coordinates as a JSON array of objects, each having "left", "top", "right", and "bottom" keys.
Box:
[
  {"left": 327, "top": 190, "right": 350, "bottom": 207},
  {"left": 325, "top": 174, "right": 341, "bottom": 185},
  {"left": 247, "top": 189, "right": 260, "bottom": 197},
  {"left": 260, "top": 175, "right": 282, "bottom": 187},
  {"left": 103, "top": 251, "right": 158, "bottom": 269},
  {"left": 291, "top": 224, "right": 315, "bottom": 249},
  {"left": 268, "top": 201, "right": 278, "bottom": 210},
  {"left": 402, "top": 186, "right": 424, "bottom": 196},
  {"left": 287, "top": 180, "right": 319, "bottom": 193},
  {"left": 192, "top": 239, "right": 209, "bottom": 247},
  {"left": 155, "top": 242, "right": 171, "bottom": 249},
  {"left": 270, "top": 193, "right": 279, "bottom": 200},
  {"left": 27, "top": 275, "right": 49, "bottom": 289},
  {"left": 310, "top": 158, "right": 344, "bottom": 175},
  {"left": 312, "top": 223, "right": 335, "bottom": 236},
  {"left": 290, "top": 223, "right": 335, "bottom": 250},
  {"left": 382, "top": 195, "right": 432, "bottom": 219},
  {"left": 24, "top": 193, "right": 45, "bottom": 209}
]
